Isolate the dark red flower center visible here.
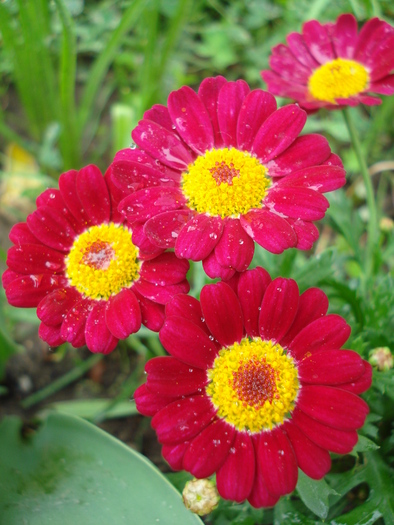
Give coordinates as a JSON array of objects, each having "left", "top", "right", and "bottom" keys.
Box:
[
  {"left": 82, "top": 240, "right": 115, "bottom": 270},
  {"left": 209, "top": 161, "right": 240, "bottom": 186},
  {"left": 233, "top": 358, "right": 278, "bottom": 409}
]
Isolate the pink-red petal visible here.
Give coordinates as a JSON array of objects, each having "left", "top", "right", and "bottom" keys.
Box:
[
  {"left": 240, "top": 209, "right": 297, "bottom": 254},
  {"left": 283, "top": 420, "right": 331, "bottom": 480},
  {"left": 145, "top": 356, "right": 208, "bottom": 397},
  {"left": 217, "top": 80, "right": 250, "bottom": 148},
  {"left": 265, "top": 187, "right": 330, "bottom": 221},
  {"left": 151, "top": 395, "right": 217, "bottom": 445},
  {"left": 237, "top": 267, "right": 272, "bottom": 338},
  {"left": 175, "top": 214, "right": 224, "bottom": 261},
  {"left": 214, "top": 218, "right": 255, "bottom": 273},
  {"left": 200, "top": 282, "right": 243, "bottom": 347},
  {"left": 85, "top": 301, "right": 119, "bottom": 354},
  {"left": 298, "top": 349, "right": 365, "bottom": 385},
  {"left": 168, "top": 85, "right": 214, "bottom": 155},
  {"left": 119, "top": 187, "right": 186, "bottom": 223},
  {"left": 134, "top": 383, "right": 177, "bottom": 417},
  {"left": 6, "top": 244, "right": 65, "bottom": 275},
  {"left": 37, "top": 287, "right": 80, "bottom": 326},
  {"left": 160, "top": 316, "right": 218, "bottom": 369},
  {"left": 259, "top": 278, "right": 299, "bottom": 343},
  {"left": 297, "top": 385, "right": 369, "bottom": 430},
  {"left": 183, "top": 419, "right": 236, "bottom": 478},
  {"left": 5, "top": 274, "right": 68, "bottom": 308},
  {"left": 76, "top": 165, "right": 111, "bottom": 225},
  {"left": 216, "top": 431, "right": 255, "bottom": 503},
  {"left": 105, "top": 288, "right": 141, "bottom": 339},
  {"left": 237, "top": 89, "right": 277, "bottom": 151},
  {"left": 143, "top": 209, "right": 195, "bottom": 249}
]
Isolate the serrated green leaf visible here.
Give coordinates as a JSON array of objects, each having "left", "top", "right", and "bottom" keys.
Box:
[
  {"left": 296, "top": 470, "right": 338, "bottom": 519},
  {"left": 353, "top": 435, "right": 380, "bottom": 453},
  {"left": 0, "top": 414, "right": 203, "bottom": 525}
]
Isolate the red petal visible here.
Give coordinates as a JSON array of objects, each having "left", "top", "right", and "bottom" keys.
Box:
[
  {"left": 237, "top": 267, "right": 272, "bottom": 338},
  {"left": 217, "top": 80, "right": 250, "bottom": 147},
  {"left": 287, "top": 218, "right": 319, "bottom": 250},
  {"left": 85, "top": 302, "right": 119, "bottom": 354},
  {"left": 76, "top": 165, "right": 111, "bottom": 225},
  {"left": 370, "top": 74, "right": 394, "bottom": 95},
  {"left": 162, "top": 441, "right": 190, "bottom": 470},
  {"left": 258, "top": 426, "right": 298, "bottom": 497},
  {"left": 252, "top": 105, "right": 307, "bottom": 163},
  {"left": 9, "top": 222, "right": 39, "bottom": 244},
  {"left": 266, "top": 134, "right": 331, "bottom": 177},
  {"left": 133, "top": 278, "right": 189, "bottom": 305},
  {"left": 38, "top": 322, "right": 64, "bottom": 347},
  {"left": 130, "top": 221, "right": 164, "bottom": 259},
  {"left": 175, "top": 214, "right": 224, "bottom": 261},
  {"left": 37, "top": 287, "right": 80, "bottom": 326},
  {"left": 280, "top": 287, "right": 328, "bottom": 348},
  {"left": 265, "top": 187, "right": 330, "bottom": 221},
  {"left": 332, "top": 14, "right": 358, "bottom": 58},
  {"left": 131, "top": 119, "right": 194, "bottom": 170},
  {"left": 160, "top": 316, "right": 218, "bottom": 369},
  {"left": 259, "top": 278, "right": 299, "bottom": 342},
  {"left": 247, "top": 435, "right": 280, "bottom": 508},
  {"left": 302, "top": 20, "right": 335, "bottom": 63},
  {"left": 134, "top": 383, "right": 177, "bottom": 417},
  {"left": 168, "top": 85, "right": 214, "bottom": 155},
  {"left": 134, "top": 290, "right": 165, "bottom": 332},
  {"left": 283, "top": 420, "right": 331, "bottom": 480},
  {"left": 299, "top": 349, "right": 365, "bottom": 385},
  {"left": 27, "top": 206, "right": 76, "bottom": 252},
  {"left": 105, "top": 288, "right": 141, "bottom": 339},
  {"left": 286, "top": 32, "right": 319, "bottom": 69},
  {"left": 202, "top": 251, "right": 237, "bottom": 281},
  {"left": 237, "top": 89, "right": 277, "bottom": 151},
  {"left": 144, "top": 209, "right": 195, "bottom": 249},
  {"left": 339, "top": 361, "right": 372, "bottom": 394},
  {"left": 165, "top": 294, "right": 210, "bottom": 335},
  {"left": 288, "top": 314, "right": 351, "bottom": 360},
  {"left": 143, "top": 104, "right": 173, "bottom": 131},
  {"left": 198, "top": 76, "right": 228, "bottom": 148},
  {"left": 216, "top": 431, "right": 255, "bottom": 502},
  {"left": 139, "top": 252, "right": 189, "bottom": 285},
  {"left": 5, "top": 274, "right": 67, "bottom": 308},
  {"left": 291, "top": 407, "right": 358, "bottom": 454},
  {"left": 145, "top": 356, "right": 208, "bottom": 397},
  {"left": 214, "top": 218, "right": 254, "bottom": 273},
  {"left": 297, "top": 385, "right": 369, "bottom": 430},
  {"left": 183, "top": 419, "right": 236, "bottom": 478},
  {"left": 7, "top": 244, "right": 65, "bottom": 275},
  {"left": 119, "top": 187, "right": 186, "bottom": 223},
  {"left": 276, "top": 165, "right": 346, "bottom": 193},
  {"left": 151, "top": 395, "right": 217, "bottom": 445},
  {"left": 58, "top": 169, "right": 90, "bottom": 225},
  {"left": 61, "top": 298, "right": 92, "bottom": 347},
  {"left": 240, "top": 209, "right": 297, "bottom": 254},
  {"left": 200, "top": 282, "right": 243, "bottom": 347}
]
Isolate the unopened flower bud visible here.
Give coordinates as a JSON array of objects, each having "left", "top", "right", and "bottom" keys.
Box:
[
  {"left": 369, "top": 347, "right": 393, "bottom": 371},
  {"left": 379, "top": 217, "right": 394, "bottom": 233},
  {"left": 182, "top": 478, "right": 220, "bottom": 516}
]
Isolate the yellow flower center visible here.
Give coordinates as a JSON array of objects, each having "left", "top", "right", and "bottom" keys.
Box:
[
  {"left": 182, "top": 148, "right": 270, "bottom": 218},
  {"left": 66, "top": 223, "right": 140, "bottom": 300},
  {"left": 308, "top": 58, "right": 369, "bottom": 103},
  {"left": 206, "top": 338, "right": 299, "bottom": 432}
]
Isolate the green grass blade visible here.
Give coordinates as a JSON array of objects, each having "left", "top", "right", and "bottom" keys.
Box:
[{"left": 78, "top": 0, "right": 146, "bottom": 136}]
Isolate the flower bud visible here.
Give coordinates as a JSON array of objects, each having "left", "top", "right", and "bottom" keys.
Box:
[
  {"left": 369, "top": 347, "right": 393, "bottom": 371},
  {"left": 182, "top": 478, "right": 220, "bottom": 516}
]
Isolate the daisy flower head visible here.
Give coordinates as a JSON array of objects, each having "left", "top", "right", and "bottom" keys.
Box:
[
  {"left": 261, "top": 14, "right": 394, "bottom": 111},
  {"left": 3, "top": 165, "right": 190, "bottom": 354},
  {"left": 135, "top": 268, "right": 371, "bottom": 507},
  {"left": 115, "top": 76, "right": 346, "bottom": 280}
]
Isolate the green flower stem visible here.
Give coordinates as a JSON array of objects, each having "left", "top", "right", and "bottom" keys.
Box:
[
  {"left": 21, "top": 353, "right": 104, "bottom": 409},
  {"left": 342, "top": 107, "right": 378, "bottom": 281}
]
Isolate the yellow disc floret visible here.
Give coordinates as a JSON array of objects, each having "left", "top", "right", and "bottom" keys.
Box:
[
  {"left": 308, "top": 58, "right": 369, "bottom": 103},
  {"left": 182, "top": 148, "right": 270, "bottom": 218},
  {"left": 66, "top": 223, "right": 140, "bottom": 300},
  {"left": 206, "top": 338, "right": 299, "bottom": 432}
]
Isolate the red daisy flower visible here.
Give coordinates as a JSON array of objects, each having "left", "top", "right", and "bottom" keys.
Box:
[
  {"left": 114, "top": 76, "right": 345, "bottom": 280},
  {"left": 135, "top": 268, "right": 371, "bottom": 507},
  {"left": 2, "top": 165, "right": 190, "bottom": 354},
  {"left": 261, "top": 14, "right": 394, "bottom": 111}
]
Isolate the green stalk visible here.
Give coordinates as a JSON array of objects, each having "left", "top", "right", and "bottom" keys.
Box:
[
  {"left": 21, "top": 354, "right": 104, "bottom": 409},
  {"left": 54, "top": 0, "right": 80, "bottom": 169},
  {"left": 78, "top": 0, "right": 146, "bottom": 136},
  {"left": 342, "top": 107, "right": 378, "bottom": 282}
]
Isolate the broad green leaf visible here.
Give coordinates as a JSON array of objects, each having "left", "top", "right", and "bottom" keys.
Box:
[
  {"left": 273, "top": 498, "right": 318, "bottom": 525},
  {"left": 296, "top": 470, "right": 338, "bottom": 519},
  {"left": 0, "top": 413, "right": 203, "bottom": 525},
  {"left": 352, "top": 435, "right": 380, "bottom": 454},
  {"left": 43, "top": 399, "right": 139, "bottom": 420}
]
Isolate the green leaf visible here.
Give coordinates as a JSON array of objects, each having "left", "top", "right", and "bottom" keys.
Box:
[
  {"left": 296, "top": 470, "right": 338, "bottom": 519},
  {"left": 0, "top": 414, "right": 203, "bottom": 525},
  {"left": 353, "top": 435, "right": 380, "bottom": 454},
  {"left": 43, "top": 399, "right": 139, "bottom": 420}
]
